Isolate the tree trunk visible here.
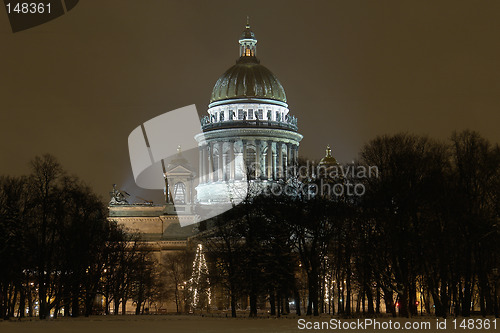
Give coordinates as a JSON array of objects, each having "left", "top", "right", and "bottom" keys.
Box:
[
  {"left": 174, "top": 284, "right": 179, "bottom": 313},
  {"left": 113, "top": 298, "right": 119, "bottom": 315},
  {"left": 409, "top": 279, "right": 418, "bottom": 316},
  {"left": 382, "top": 287, "right": 396, "bottom": 317},
  {"left": 71, "top": 289, "right": 80, "bottom": 317},
  {"left": 18, "top": 286, "right": 25, "bottom": 318},
  {"left": 249, "top": 292, "right": 257, "bottom": 317},
  {"left": 270, "top": 292, "right": 276, "bottom": 316},
  {"left": 366, "top": 284, "right": 375, "bottom": 314},
  {"left": 230, "top": 293, "right": 236, "bottom": 318},
  {"left": 122, "top": 298, "right": 127, "bottom": 315},
  {"left": 375, "top": 285, "right": 380, "bottom": 314},
  {"left": 344, "top": 258, "right": 353, "bottom": 317},
  {"left": 39, "top": 283, "right": 48, "bottom": 319},
  {"left": 462, "top": 252, "right": 472, "bottom": 316},
  {"left": 398, "top": 289, "right": 409, "bottom": 318},
  {"left": 294, "top": 286, "right": 301, "bottom": 316}
]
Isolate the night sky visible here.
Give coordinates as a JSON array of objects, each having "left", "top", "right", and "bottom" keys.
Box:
[{"left": 1, "top": 0, "right": 499, "bottom": 203}]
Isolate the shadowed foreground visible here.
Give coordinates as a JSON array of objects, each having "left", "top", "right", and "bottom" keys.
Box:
[{"left": 2, "top": 315, "right": 497, "bottom": 333}]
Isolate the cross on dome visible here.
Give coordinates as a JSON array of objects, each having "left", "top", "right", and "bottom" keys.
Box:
[{"left": 239, "top": 17, "right": 257, "bottom": 57}]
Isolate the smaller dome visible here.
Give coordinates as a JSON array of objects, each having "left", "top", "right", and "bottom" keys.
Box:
[
  {"left": 319, "top": 145, "right": 338, "bottom": 167},
  {"left": 240, "top": 17, "right": 256, "bottom": 40},
  {"left": 240, "top": 25, "right": 255, "bottom": 40}
]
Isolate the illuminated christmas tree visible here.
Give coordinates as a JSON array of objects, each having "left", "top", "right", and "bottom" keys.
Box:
[{"left": 188, "top": 244, "right": 211, "bottom": 309}]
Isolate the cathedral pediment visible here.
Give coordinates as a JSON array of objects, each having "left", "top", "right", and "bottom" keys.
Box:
[{"left": 165, "top": 164, "right": 194, "bottom": 177}]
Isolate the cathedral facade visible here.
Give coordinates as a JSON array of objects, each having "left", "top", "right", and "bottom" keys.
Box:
[{"left": 109, "top": 22, "right": 303, "bottom": 247}]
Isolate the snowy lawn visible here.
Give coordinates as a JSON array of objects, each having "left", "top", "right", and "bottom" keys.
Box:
[{"left": 1, "top": 315, "right": 497, "bottom": 333}]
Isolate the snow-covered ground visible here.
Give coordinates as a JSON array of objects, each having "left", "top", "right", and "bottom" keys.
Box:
[{"left": 1, "top": 315, "right": 497, "bottom": 333}]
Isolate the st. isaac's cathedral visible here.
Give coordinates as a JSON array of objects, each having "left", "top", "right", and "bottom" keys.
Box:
[{"left": 108, "top": 22, "right": 335, "bottom": 254}]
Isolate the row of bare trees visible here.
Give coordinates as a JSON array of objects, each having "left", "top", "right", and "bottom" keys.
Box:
[
  {"left": 2, "top": 129, "right": 498, "bottom": 319},
  {"left": 361, "top": 130, "right": 500, "bottom": 317},
  {"left": 0, "top": 155, "right": 159, "bottom": 319},
  {"left": 199, "top": 130, "right": 500, "bottom": 318}
]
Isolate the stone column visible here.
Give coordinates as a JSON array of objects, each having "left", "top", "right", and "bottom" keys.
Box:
[
  {"left": 293, "top": 144, "right": 298, "bottom": 177},
  {"left": 273, "top": 146, "right": 277, "bottom": 180},
  {"left": 189, "top": 177, "right": 193, "bottom": 205},
  {"left": 229, "top": 140, "right": 235, "bottom": 180},
  {"left": 218, "top": 142, "right": 224, "bottom": 181},
  {"left": 287, "top": 143, "right": 293, "bottom": 180},
  {"left": 208, "top": 142, "right": 214, "bottom": 183},
  {"left": 242, "top": 139, "right": 247, "bottom": 180},
  {"left": 278, "top": 143, "right": 283, "bottom": 179},
  {"left": 267, "top": 141, "right": 273, "bottom": 180},
  {"left": 287, "top": 143, "right": 292, "bottom": 167},
  {"left": 199, "top": 146, "right": 204, "bottom": 184},
  {"left": 222, "top": 150, "right": 228, "bottom": 181},
  {"left": 255, "top": 140, "right": 261, "bottom": 179},
  {"left": 203, "top": 145, "right": 208, "bottom": 183},
  {"left": 294, "top": 145, "right": 299, "bottom": 165},
  {"left": 165, "top": 179, "right": 170, "bottom": 204}
]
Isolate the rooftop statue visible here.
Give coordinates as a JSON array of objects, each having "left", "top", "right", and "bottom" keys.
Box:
[{"left": 109, "top": 184, "right": 130, "bottom": 205}]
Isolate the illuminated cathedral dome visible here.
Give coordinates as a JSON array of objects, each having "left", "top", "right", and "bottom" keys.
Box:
[
  {"left": 210, "top": 57, "right": 287, "bottom": 105},
  {"left": 196, "top": 20, "right": 303, "bottom": 206},
  {"left": 209, "top": 21, "right": 287, "bottom": 106}
]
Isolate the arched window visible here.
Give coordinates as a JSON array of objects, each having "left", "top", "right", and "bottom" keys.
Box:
[{"left": 173, "top": 182, "right": 186, "bottom": 204}]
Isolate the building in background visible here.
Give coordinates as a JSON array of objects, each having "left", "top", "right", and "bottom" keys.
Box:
[
  {"left": 107, "top": 22, "right": 309, "bottom": 312},
  {"left": 109, "top": 21, "right": 304, "bottom": 248}
]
